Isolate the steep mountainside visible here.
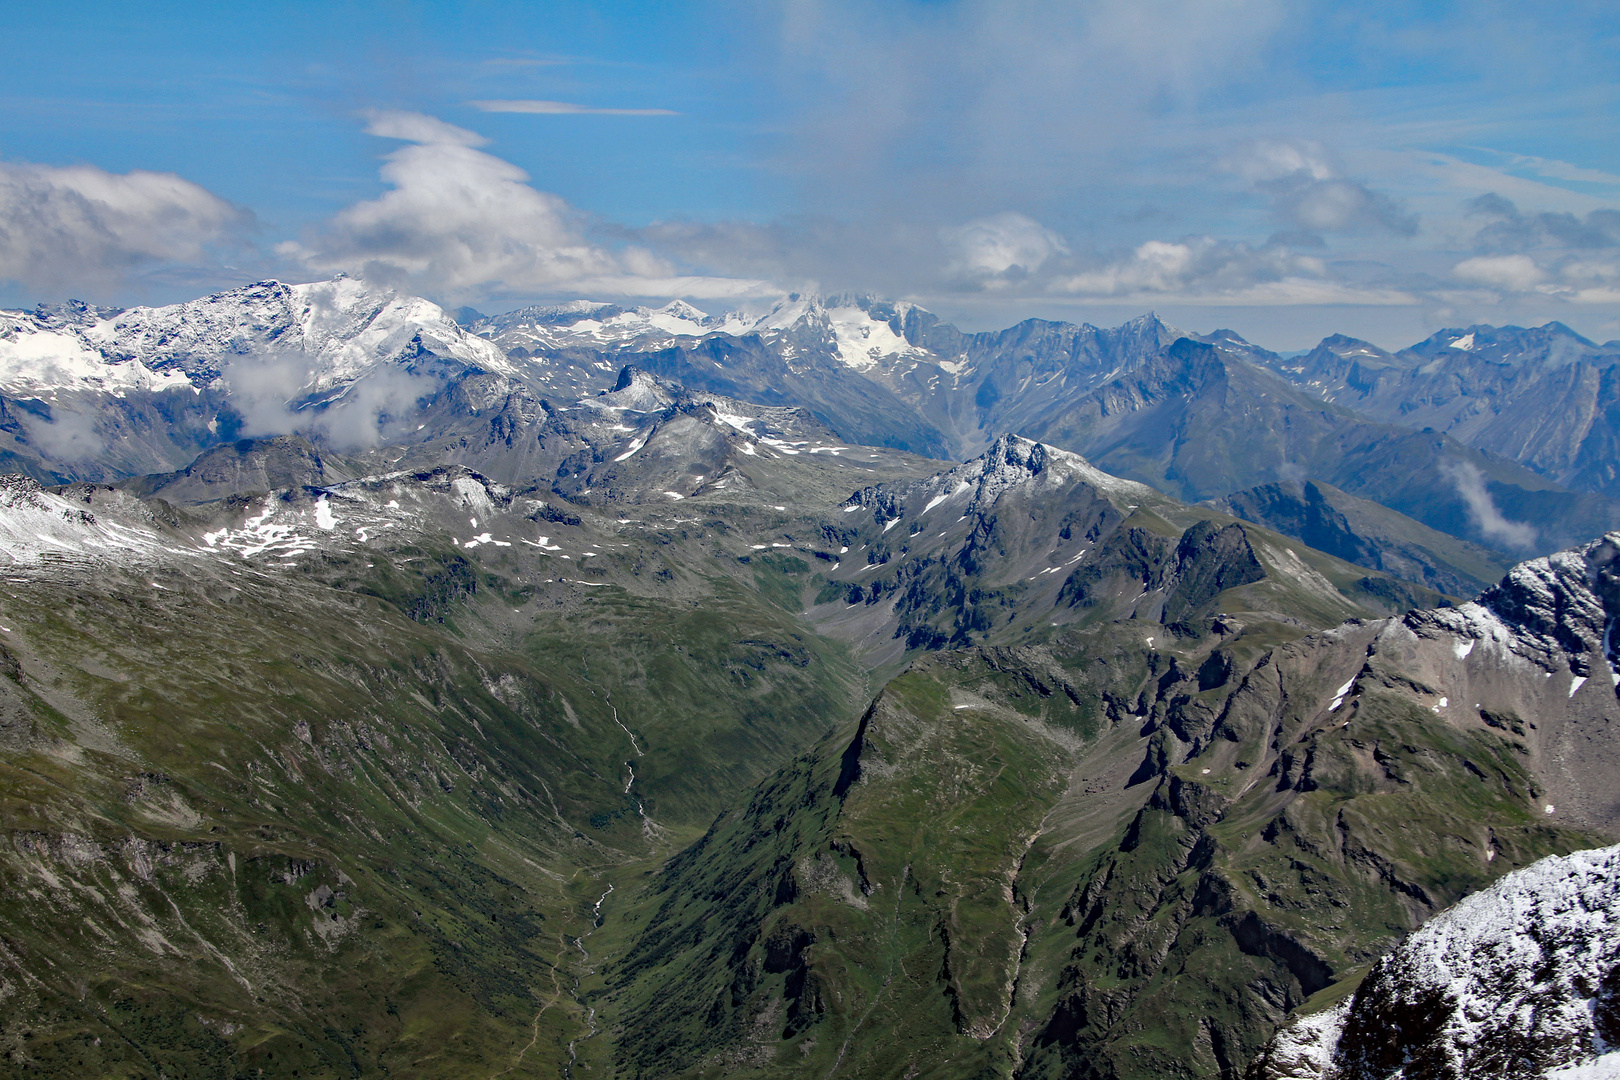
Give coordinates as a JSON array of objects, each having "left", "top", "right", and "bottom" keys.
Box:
[
  {"left": 1209, "top": 479, "right": 1510, "bottom": 598},
  {"left": 1254, "top": 323, "right": 1620, "bottom": 501},
  {"left": 0, "top": 447, "right": 904, "bottom": 1077},
  {"left": 0, "top": 397, "right": 1481, "bottom": 1078},
  {"left": 810, "top": 434, "right": 1441, "bottom": 669},
  {"left": 0, "top": 278, "right": 513, "bottom": 483},
  {"left": 6, "top": 278, "right": 1620, "bottom": 1079},
  {"left": 608, "top": 533, "right": 1620, "bottom": 1080}
]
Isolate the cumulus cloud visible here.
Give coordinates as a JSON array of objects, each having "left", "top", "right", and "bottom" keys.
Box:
[
  {"left": 225, "top": 353, "right": 443, "bottom": 450},
  {"left": 1441, "top": 460, "right": 1537, "bottom": 550},
  {"left": 1048, "top": 235, "right": 1413, "bottom": 305},
  {"left": 280, "top": 111, "right": 760, "bottom": 303},
  {"left": 1452, "top": 254, "right": 1546, "bottom": 292},
  {"left": 942, "top": 212, "right": 1069, "bottom": 288},
  {"left": 1466, "top": 193, "right": 1620, "bottom": 253},
  {"left": 280, "top": 111, "right": 619, "bottom": 299},
  {"left": 1441, "top": 198, "right": 1620, "bottom": 303},
  {"left": 1226, "top": 140, "right": 1417, "bottom": 239},
  {"left": 0, "top": 160, "right": 244, "bottom": 294}
]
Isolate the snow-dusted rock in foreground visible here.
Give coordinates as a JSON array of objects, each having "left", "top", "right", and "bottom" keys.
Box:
[{"left": 1254, "top": 844, "right": 1620, "bottom": 1080}]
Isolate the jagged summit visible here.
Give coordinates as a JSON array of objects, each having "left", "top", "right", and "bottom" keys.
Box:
[
  {"left": 473, "top": 296, "right": 758, "bottom": 353},
  {"left": 588, "top": 365, "right": 680, "bottom": 413},
  {"left": 1404, "top": 320, "right": 1609, "bottom": 365},
  {"left": 840, "top": 433, "right": 1154, "bottom": 526},
  {"left": 1416, "top": 532, "right": 1620, "bottom": 682}
]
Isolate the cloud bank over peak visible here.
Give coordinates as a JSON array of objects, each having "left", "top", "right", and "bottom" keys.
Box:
[
  {"left": 943, "top": 212, "right": 1069, "bottom": 289},
  {"left": 0, "top": 159, "right": 245, "bottom": 295},
  {"left": 1440, "top": 195, "right": 1620, "bottom": 306},
  {"left": 278, "top": 111, "right": 767, "bottom": 304},
  {"left": 1227, "top": 141, "right": 1418, "bottom": 240}
]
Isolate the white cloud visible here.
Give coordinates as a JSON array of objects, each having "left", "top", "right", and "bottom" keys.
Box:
[
  {"left": 1452, "top": 254, "right": 1546, "bottom": 292},
  {"left": 1227, "top": 140, "right": 1337, "bottom": 184},
  {"left": 1441, "top": 460, "right": 1537, "bottom": 550},
  {"left": 362, "top": 111, "right": 489, "bottom": 147},
  {"left": 1225, "top": 140, "right": 1417, "bottom": 237},
  {"left": 225, "top": 352, "right": 443, "bottom": 450},
  {"left": 280, "top": 111, "right": 755, "bottom": 303},
  {"left": 942, "top": 212, "right": 1068, "bottom": 288},
  {"left": 0, "top": 160, "right": 243, "bottom": 294},
  {"left": 280, "top": 111, "right": 616, "bottom": 299},
  {"left": 470, "top": 100, "right": 678, "bottom": 116},
  {"left": 1047, "top": 235, "right": 1413, "bottom": 305}
]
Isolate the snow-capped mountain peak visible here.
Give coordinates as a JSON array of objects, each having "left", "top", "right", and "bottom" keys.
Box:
[
  {"left": 472, "top": 290, "right": 935, "bottom": 372},
  {"left": 0, "top": 276, "right": 512, "bottom": 400},
  {"left": 840, "top": 433, "right": 1153, "bottom": 524}
]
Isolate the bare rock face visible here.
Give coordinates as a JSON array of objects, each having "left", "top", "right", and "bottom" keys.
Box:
[{"left": 1253, "top": 844, "right": 1620, "bottom": 1080}]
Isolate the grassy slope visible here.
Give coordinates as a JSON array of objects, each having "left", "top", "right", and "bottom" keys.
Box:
[
  {"left": 606, "top": 613, "right": 1609, "bottom": 1080},
  {"left": 0, "top": 537, "right": 867, "bottom": 1078}
]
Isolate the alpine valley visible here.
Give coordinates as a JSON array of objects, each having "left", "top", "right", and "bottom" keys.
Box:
[{"left": 3, "top": 276, "right": 1620, "bottom": 1080}]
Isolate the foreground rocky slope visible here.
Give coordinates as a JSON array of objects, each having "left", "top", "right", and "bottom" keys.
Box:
[{"left": 1254, "top": 844, "right": 1620, "bottom": 1080}]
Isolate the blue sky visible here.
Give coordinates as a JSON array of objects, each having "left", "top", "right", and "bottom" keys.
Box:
[{"left": 1, "top": 0, "right": 1617, "bottom": 348}]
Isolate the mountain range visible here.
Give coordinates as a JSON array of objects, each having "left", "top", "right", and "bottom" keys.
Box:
[{"left": 2, "top": 277, "right": 1620, "bottom": 1079}]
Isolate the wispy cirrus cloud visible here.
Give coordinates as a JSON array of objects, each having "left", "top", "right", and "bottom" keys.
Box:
[{"left": 469, "top": 100, "right": 678, "bottom": 116}]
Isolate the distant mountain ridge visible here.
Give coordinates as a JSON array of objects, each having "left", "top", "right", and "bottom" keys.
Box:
[{"left": 5, "top": 277, "right": 1620, "bottom": 566}]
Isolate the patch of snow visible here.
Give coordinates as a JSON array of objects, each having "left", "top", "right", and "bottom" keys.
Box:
[{"left": 614, "top": 435, "right": 648, "bottom": 461}]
